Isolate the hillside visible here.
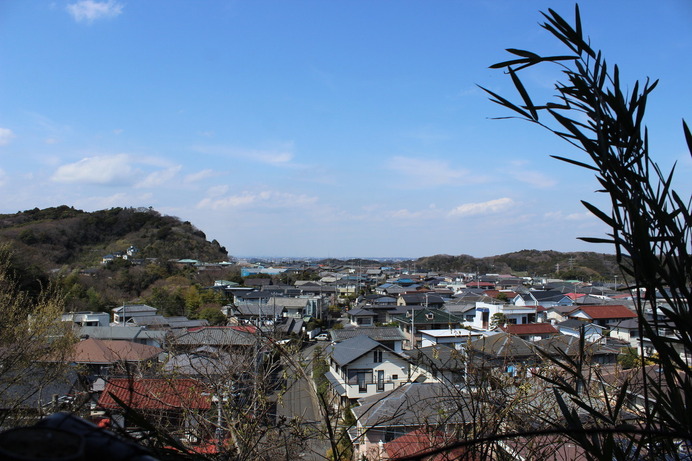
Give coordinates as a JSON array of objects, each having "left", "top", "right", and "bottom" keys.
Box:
[
  {"left": 414, "top": 249, "right": 620, "bottom": 280},
  {"left": 0, "top": 206, "right": 229, "bottom": 270}
]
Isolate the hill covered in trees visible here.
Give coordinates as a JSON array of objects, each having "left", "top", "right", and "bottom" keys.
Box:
[
  {"left": 413, "top": 249, "right": 620, "bottom": 280},
  {"left": 0, "top": 206, "right": 228, "bottom": 269}
]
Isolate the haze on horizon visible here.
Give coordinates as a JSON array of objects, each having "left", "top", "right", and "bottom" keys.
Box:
[{"left": 1, "top": 1, "right": 690, "bottom": 259}]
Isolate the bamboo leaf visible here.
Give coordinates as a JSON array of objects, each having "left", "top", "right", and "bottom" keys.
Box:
[
  {"left": 581, "top": 200, "right": 617, "bottom": 227},
  {"left": 508, "top": 67, "right": 539, "bottom": 121},
  {"left": 550, "top": 154, "right": 599, "bottom": 171}
]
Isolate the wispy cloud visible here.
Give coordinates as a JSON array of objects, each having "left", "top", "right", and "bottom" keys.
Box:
[
  {"left": 197, "top": 189, "right": 318, "bottom": 210},
  {"left": 51, "top": 154, "right": 182, "bottom": 188},
  {"left": 192, "top": 144, "right": 298, "bottom": 167},
  {"left": 66, "top": 0, "right": 123, "bottom": 24},
  {"left": 387, "top": 156, "right": 476, "bottom": 187},
  {"left": 184, "top": 169, "right": 217, "bottom": 184},
  {"left": 507, "top": 161, "right": 557, "bottom": 188},
  {"left": 448, "top": 197, "right": 515, "bottom": 217},
  {"left": 51, "top": 154, "right": 137, "bottom": 185},
  {"left": 135, "top": 165, "right": 182, "bottom": 188},
  {"left": 0, "top": 128, "right": 14, "bottom": 146}
]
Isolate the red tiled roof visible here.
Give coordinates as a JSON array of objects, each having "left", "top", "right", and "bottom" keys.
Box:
[
  {"left": 500, "top": 323, "right": 559, "bottom": 335},
  {"left": 71, "top": 338, "right": 162, "bottom": 364},
  {"left": 570, "top": 305, "right": 637, "bottom": 320},
  {"left": 98, "top": 378, "right": 211, "bottom": 410},
  {"left": 565, "top": 292, "right": 587, "bottom": 300}
]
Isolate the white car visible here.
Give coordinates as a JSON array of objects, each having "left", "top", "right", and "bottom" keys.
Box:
[{"left": 315, "top": 333, "right": 330, "bottom": 341}]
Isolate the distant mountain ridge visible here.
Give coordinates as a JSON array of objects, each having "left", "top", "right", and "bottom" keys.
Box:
[
  {"left": 413, "top": 250, "right": 620, "bottom": 280},
  {"left": 0, "top": 206, "right": 228, "bottom": 269}
]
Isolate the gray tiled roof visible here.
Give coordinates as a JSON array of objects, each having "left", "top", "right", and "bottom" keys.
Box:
[
  {"left": 173, "top": 327, "right": 256, "bottom": 347},
  {"left": 328, "top": 336, "right": 386, "bottom": 366},
  {"left": 331, "top": 326, "right": 407, "bottom": 343},
  {"left": 351, "top": 382, "right": 473, "bottom": 429}
]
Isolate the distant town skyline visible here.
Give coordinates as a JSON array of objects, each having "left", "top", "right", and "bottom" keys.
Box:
[{"left": 1, "top": 1, "right": 690, "bottom": 258}]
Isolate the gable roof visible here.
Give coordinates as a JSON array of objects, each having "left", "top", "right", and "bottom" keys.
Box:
[
  {"left": 173, "top": 326, "right": 256, "bottom": 347},
  {"left": 71, "top": 338, "right": 162, "bottom": 364},
  {"left": 569, "top": 305, "right": 637, "bottom": 320},
  {"left": 467, "top": 333, "right": 535, "bottom": 358},
  {"left": 328, "top": 336, "right": 396, "bottom": 367},
  {"left": 330, "top": 326, "right": 407, "bottom": 343},
  {"left": 385, "top": 428, "right": 470, "bottom": 461},
  {"left": 500, "top": 323, "right": 559, "bottom": 336},
  {"left": 351, "top": 383, "right": 472, "bottom": 429},
  {"left": 98, "top": 378, "right": 211, "bottom": 410}
]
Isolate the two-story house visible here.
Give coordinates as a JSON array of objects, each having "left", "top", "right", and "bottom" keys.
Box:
[{"left": 324, "top": 336, "right": 410, "bottom": 404}]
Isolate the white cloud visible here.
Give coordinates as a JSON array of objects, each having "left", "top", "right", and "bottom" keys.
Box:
[
  {"left": 135, "top": 165, "right": 182, "bottom": 188},
  {"left": 448, "top": 197, "right": 515, "bottom": 217},
  {"left": 508, "top": 169, "right": 557, "bottom": 188},
  {"left": 387, "top": 156, "right": 475, "bottom": 187},
  {"left": 51, "top": 154, "right": 137, "bottom": 185},
  {"left": 193, "top": 144, "right": 296, "bottom": 167},
  {"left": 66, "top": 0, "right": 123, "bottom": 24},
  {"left": 0, "top": 128, "right": 14, "bottom": 146},
  {"left": 184, "top": 169, "right": 217, "bottom": 184},
  {"left": 197, "top": 189, "right": 317, "bottom": 210},
  {"left": 545, "top": 210, "right": 595, "bottom": 221}
]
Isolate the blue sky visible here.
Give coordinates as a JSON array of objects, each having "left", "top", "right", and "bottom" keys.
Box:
[{"left": 1, "top": 1, "right": 690, "bottom": 259}]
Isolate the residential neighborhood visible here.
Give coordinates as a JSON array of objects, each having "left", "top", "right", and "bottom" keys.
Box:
[{"left": 2, "top": 255, "right": 687, "bottom": 460}]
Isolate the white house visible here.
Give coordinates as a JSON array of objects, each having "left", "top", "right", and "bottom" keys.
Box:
[
  {"left": 324, "top": 336, "right": 411, "bottom": 402},
  {"left": 62, "top": 311, "right": 110, "bottom": 328},
  {"left": 468, "top": 302, "right": 537, "bottom": 330},
  {"left": 419, "top": 328, "right": 487, "bottom": 349}
]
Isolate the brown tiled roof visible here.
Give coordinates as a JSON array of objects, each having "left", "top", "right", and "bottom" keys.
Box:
[
  {"left": 571, "top": 305, "right": 636, "bottom": 320},
  {"left": 72, "top": 338, "right": 162, "bottom": 364},
  {"left": 385, "top": 428, "right": 473, "bottom": 461},
  {"left": 98, "top": 378, "right": 211, "bottom": 410},
  {"left": 500, "top": 323, "right": 559, "bottom": 335}
]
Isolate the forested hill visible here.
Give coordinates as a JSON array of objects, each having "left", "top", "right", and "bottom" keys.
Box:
[
  {"left": 0, "top": 206, "right": 228, "bottom": 269},
  {"left": 414, "top": 249, "right": 621, "bottom": 280}
]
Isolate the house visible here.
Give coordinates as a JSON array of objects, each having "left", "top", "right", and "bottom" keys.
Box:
[
  {"left": 172, "top": 326, "right": 257, "bottom": 351},
  {"left": 391, "top": 309, "right": 465, "bottom": 349},
  {"left": 543, "top": 305, "right": 578, "bottom": 323},
  {"left": 468, "top": 302, "right": 538, "bottom": 330},
  {"left": 512, "top": 291, "right": 573, "bottom": 307},
  {"left": 112, "top": 304, "right": 157, "bottom": 325},
  {"left": 69, "top": 338, "right": 163, "bottom": 383},
  {"left": 607, "top": 318, "right": 640, "bottom": 347},
  {"left": 0, "top": 364, "right": 82, "bottom": 428},
  {"left": 330, "top": 326, "right": 408, "bottom": 353},
  {"left": 98, "top": 378, "right": 212, "bottom": 437},
  {"left": 410, "top": 345, "right": 467, "bottom": 386},
  {"left": 556, "top": 319, "right": 607, "bottom": 344},
  {"left": 75, "top": 325, "right": 167, "bottom": 348},
  {"left": 62, "top": 311, "right": 110, "bottom": 328},
  {"left": 397, "top": 293, "right": 445, "bottom": 309},
  {"left": 383, "top": 428, "right": 471, "bottom": 461},
  {"left": 499, "top": 323, "right": 560, "bottom": 342},
  {"left": 230, "top": 303, "right": 286, "bottom": 326},
  {"left": 324, "top": 336, "right": 410, "bottom": 403},
  {"left": 267, "top": 296, "right": 322, "bottom": 319},
  {"left": 349, "top": 382, "right": 473, "bottom": 460},
  {"left": 347, "top": 308, "right": 377, "bottom": 327},
  {"left": 567, "top": 305, "right": 637, "bottom": 327},
  {"left": 419, "top": 328, "right": 486, "bottom": 350},
  {"left": 534, "top": 335, "right": 620, "bottom": 366},
  {"left": 465, "top": 333, "right": 538, "bottom": 376}
]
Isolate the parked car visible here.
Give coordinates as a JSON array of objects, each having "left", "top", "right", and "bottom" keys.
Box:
[{"left": 315, "top": 333, "right": 330, "bottom": 341}]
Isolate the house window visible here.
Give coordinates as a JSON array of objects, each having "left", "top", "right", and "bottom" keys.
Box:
[
  {"left": 392, "top": 374, "right": 398, "bottom": 380},
  {"left": 373, "top": 350, "right": 383, "bottom": 363}
]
